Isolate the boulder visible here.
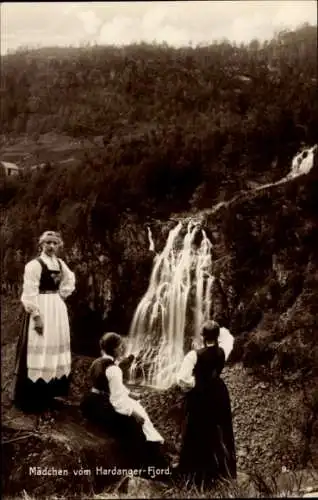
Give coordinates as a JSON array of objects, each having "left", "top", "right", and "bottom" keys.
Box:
[{"left": 2, "top": 404, "right": 155, "bottom": 498}]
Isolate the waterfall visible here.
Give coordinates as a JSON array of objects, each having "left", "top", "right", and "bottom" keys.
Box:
[
  {"left": 125, "top": 144, "right": 317, "bottom": 390},
  {"left": 285, "top": 144, "right": 317, "bottom": 180},
  {"left": 125, "top": 220, "right": 215, "bottom": 389},
  {"left": 254, "top": 144, "right": 317, "bottom": 191},
  {"left": 147, "top": 225, "right": 155, "bottom": 252}
]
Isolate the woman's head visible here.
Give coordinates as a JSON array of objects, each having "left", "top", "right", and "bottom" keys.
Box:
[
  {"left": 201, "top": 320, "right": 220, "bottom": 345},
  {"left": 39, "top": 231, "right": 63, "bottom": 256},
  {"left": 100, "top": 332, "right": 124, "bottom": 358}
]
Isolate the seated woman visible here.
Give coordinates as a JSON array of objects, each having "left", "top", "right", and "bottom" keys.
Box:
[
  {"left": 81, "top": 332, "right": 168, "bottom": 470},
  {"left": 176, "top": 320, "right": 237, "bottom": 488}
]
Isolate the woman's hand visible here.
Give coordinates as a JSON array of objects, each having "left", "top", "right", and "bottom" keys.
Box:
[
  {"left": 131, "top": 410, "right": 145, "bottom": 426},
  {"left": 33, "top": 315, "right": 44, "bottom": 335}
]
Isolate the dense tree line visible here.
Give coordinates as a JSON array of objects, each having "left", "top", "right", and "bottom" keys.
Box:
[{"left": 1, "top": 24, "right": 317, "bottom": 260}]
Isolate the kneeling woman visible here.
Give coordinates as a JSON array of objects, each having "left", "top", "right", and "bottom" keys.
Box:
[
  {"left": 81, "top": 332, "right": 168, "bottom": 469},
  {"left": 176, "top": 320, "right": 237, "bottom": 488}
]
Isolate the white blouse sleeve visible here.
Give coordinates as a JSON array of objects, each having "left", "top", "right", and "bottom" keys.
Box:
[
  {"left": 106, "top": 365, "right": 134, "bottom": 416},
  {"left": 58, "top": 259, "right": 76, "bottom": 299},
  {"left": 20, "top": 260, "right": 42, "bottom": 317},
  {"left": 219, "top": 327, "right": 235, "bottom": 361},
  {"left": 176, "top": 350, "right": 197, "bottom": 389}
]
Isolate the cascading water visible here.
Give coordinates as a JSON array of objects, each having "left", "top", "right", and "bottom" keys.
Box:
[
  {"left": 125, "top": 220, "right": 215, "bottom": 389},
  {"left": 285, "top": 144, "right": 317, "bottom": 180},
  {"left": 125, "top": 144, "right": 317, "bottom": 390}
]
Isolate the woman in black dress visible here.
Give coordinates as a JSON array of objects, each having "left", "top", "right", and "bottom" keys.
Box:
[
  {"left": 176, "top": 320, "right": 237, "bottom": 488},
  {"left": 81, "top": 332, "right": 169, "bottom": 471}
]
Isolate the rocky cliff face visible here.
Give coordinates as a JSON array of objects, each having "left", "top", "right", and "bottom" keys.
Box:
[{"left": 65, "top": 213, "right": 155, "bottom": 356}]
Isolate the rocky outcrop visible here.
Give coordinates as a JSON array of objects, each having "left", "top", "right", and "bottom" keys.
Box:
[
  {"left": 1, "top": 352, "right": 167, "bottom": 498},
  {"left": 2, "top": 413, "right": 119, "bottom": 498}
]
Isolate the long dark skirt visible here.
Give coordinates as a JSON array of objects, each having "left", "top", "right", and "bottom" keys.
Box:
[
  {"left": 12, "top": 311, "right": 70, "bottom": 413},
  {"left": 80, "top": 392, "right": 168, "bottom": 470},
  {"left": 178, "top": 379, "right": 236, "bottom": 488}
]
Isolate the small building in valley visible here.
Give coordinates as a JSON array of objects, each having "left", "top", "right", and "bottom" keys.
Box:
[{"left": 0, "top": 161, "right": 20, "bottom": 176}]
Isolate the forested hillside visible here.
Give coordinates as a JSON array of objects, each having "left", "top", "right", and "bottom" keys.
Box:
[{"left": 1, "top": 25, "right": 317, "bottom": 253}]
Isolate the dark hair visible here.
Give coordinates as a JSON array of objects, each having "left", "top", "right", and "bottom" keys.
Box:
[
  {"left": 99, "top": 332, "right": 122, "bottom": 357},
  {"left": 201, "top": 320, "right": 220, "bottom": 343}
]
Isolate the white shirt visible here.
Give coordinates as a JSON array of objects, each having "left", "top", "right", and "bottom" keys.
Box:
[
  {"left": 103, "top": 354, "right": 135, "bottom": 416},
  {"left": 176, "top": 327, "right": 235, "bottom": 389},
  {"left": 21, "top": 252, "right": 76, "bottom": 317},
  {"left": 103, "top": 354, "right": 165, "bottom": 442}
]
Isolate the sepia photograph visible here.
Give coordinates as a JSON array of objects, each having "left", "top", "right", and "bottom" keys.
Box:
[{"left": 1, "top": 1, "right": 318, "bottom": 498}]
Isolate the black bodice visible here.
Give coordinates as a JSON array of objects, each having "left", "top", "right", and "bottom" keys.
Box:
[
  {"left": 193, "top": 345, "right": 225, "bottom": 390},
  {"left": 37, "top": 257, "right": 62, "bottom": 293},
  {"left": 89, "top": 357, "right": 115, "bottom": 394}
]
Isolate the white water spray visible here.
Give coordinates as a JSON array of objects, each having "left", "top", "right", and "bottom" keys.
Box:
[
  {"left": 147, "top": 226, "right": 155, "bottom": 252},
  {"left": 126, "top": 220, "right": 215, "bottom": 389}
]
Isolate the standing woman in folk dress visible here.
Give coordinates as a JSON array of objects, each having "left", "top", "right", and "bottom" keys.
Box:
[
  {"left": 12, "top": 231, "right": 76, "bottom": 412},
  {"left": 176, "top": 320, "right": 237, "bottom": 488}
]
